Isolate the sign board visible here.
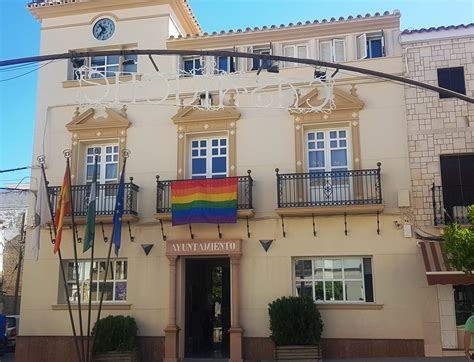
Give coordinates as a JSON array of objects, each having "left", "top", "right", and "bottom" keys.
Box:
[{"left": 166, "top": 239, "right": 242, "bottom": 256}]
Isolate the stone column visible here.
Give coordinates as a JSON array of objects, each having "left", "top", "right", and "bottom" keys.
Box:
[
  {"left": 164, "top": 255, "right": 180, "bottom": 362},
  {"left": 229, "top": 255, "right": 243, "bottom": 362}
]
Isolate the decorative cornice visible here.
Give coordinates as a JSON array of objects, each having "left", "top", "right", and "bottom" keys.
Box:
[
  {"left": 167, "top": 10, "right": 400, "bottom": 50},
  {"left": 66, "top": 107, "right": 130, "bottom": 131},
  {"left": 27, "top": 0, "right": 202, "bottom": 34}
]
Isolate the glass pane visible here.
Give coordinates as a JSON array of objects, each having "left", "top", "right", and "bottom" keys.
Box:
[
  {"left": 200, "top": 140, "right": 206, "bottom": 147},
  {"left": 308, "top": 133, "right": 315, "bottom": 141},
  {"left": 67, "top": 262, "right": 76, "bottom": 281},
  {"left": 317, "top": 132, "right": 324, "bottom": 140},
  {"left": 212, "top": 149, "right": 218, "bottom": 155},
  {"left": 192, "top": 158, "right": 206, "bottom": 174},
  {"left": 218, "top": 56, "right": 228, "bottom": 71},
  {"left": 106, "top": 146, "right": 112, "bottom": 153},
  {"left": 363, "top": 258, "right": 374, "bottom": 302},
  {"left": 200, "top": 149, "right": 206, "bottom": 156},
  {"left": 324, "top": 259, "right": 343, "bottom": 279},
  {"left": 220, "top": 148, "right": 226, "bottom": 155},
  {"left": 329, "top": 131, "right": 337, "bottom": 139},
  {"left": 340, "top": 140, "right": 347, "bottom": 147},
  {"left": 330, "top": 140, "right": 337, "bottom": 148},
  {"left": 325, "top": 281, "right": 334, "bottom": 301},
  {"left": 295, "top": 260, "right": 312, "bottom": 280},
  {"left": 331, "top": 150, "right": 348, "bottom": 167},
  {"left": 314, "top": 259, "right": 323, "bottom": 279},
  {"left": 344, "top": 258, "right": 363, "bottom": 279},
  {"left": 184, "top": 60, "right": 194, "bottom": 73},
  {"left": 220, "top": 139, "right": 226, "bottom": 146},
  {"left": 334, "top": 281, "right": 344, "bottom": 301},
  {"left": 106, "top": 164, "right": 118, "bottom": 179},
  {"left": 87, "top": 165, "right": 94, "bottom": 180},
  {"left": 91, "top": 56, "right": 105, "bottom": 66},
  {"left": 212, "top": 139, "right": 218, "bottom": 146},
  {"left": 116, "top": 261, "right": 127, "bottom": 279},
  {"left": 308, "top": 142, "right": 315, "bottom": 150},
  {"left": 98, "top": 282, "right": 114, "bottom": 301},
  {"left": 297, "top": 45, "right": 307, "bottom": 59},
  {"left": 295, "top": 281, "right": 312, "bottom": 298},
  {"left": 212, "top": 157, "right": 227, "bottom": 173},
  {"left": 98, "top": 261, "right": 114, "bottom": 280},
  {"left": 106, "top": 155, "right": 112, "bottom": 162},
  {"left": 345, "top": 280, "right": 364, "bottom": 301},
  {"left": 114, "top": 146, "right": 119, "bottom": 153},
  {"left": 315, "top": 281, "right": 324, "bottom": 301},
  {"left": 115, "top": 282, "right": 127, "bottom": 301},
  {"left": 369, "top": 39, "right": 383, "bottom": 58},
  {"left": 108, "top": 55, "right": 120, "bottom": 65},
  {"left": 317, "top": 141, "right": 324, "bottom": 149},
  {"left": 339, "top": 130, "right": 346, "bottom": 138},
  {"left": 192, "top": 140, "right": 198, "bottom": 147},
  {"left": 309, "top": 151, "right": 324, "bottom": 168},
  {"left": 87, "top": 148, "right": 94, "bottom": 155},
  {"left": 192, "top": 150, "right": 198, "bottom": 157}
]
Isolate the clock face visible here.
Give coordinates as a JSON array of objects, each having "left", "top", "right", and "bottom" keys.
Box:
[{"left": 93, "top": 18, "right": 115, "bottom": 41}]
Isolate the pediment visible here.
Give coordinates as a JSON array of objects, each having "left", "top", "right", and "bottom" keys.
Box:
[
  {"left": 172, "top": 101, "right": 241, "bottom": 125},
  {"left": 290, "top": 86, "right": 364, "bottom": 114},
  {"left": 66, "top": 107, "right": 130, "bottom": 132}
]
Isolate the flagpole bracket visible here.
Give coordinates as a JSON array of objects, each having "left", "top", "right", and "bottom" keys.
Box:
[
  {"left": 159, "top": 219, "right": 167, "bottom": 241},
  {"left": 101, "top": 222, "right": 108, "bottom": 243},
  {"left": 246, "top": 216, "right": 251, "bottom": 238},
  {"left": 37, "top": 155, "right": 46, "bottom": 165},
  {"left": 127, "top": 221, "right": 135, "bottom": 242},
  {"left": 217, "top": 224, "right": 222, "bottom": 239},
  {"left": 189, "top": 224, "right": 194, "bottom": 239},
  {"left": 281, "top": 216, "right": 286, "bottom": 238},
  {"left": 122, "top": 149, "right": 131, "bottom": 159},
  {"left": 312, "top": 214, "right": 317, "bottom": 237},
  {"left": 63, "top": 149, "right": 72, "bottom": 159}
]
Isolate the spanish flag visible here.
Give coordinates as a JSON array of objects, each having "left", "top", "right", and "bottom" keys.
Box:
[{"left": 54, "top": 165, "right": 72, "bottom": 254}]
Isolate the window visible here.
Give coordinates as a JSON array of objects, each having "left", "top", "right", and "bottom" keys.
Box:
[
  {"left": 320, "top": 39, "right": 346, "bottom": 63},
  {"left": 454, "top": 285, "right": 474, "bottom": 326},
  {"left": 64, "top": 259, "right": 127, "bottom": 303},
  {"left": 182, "top": 56, "right": 202, "bottom": 75},
  {"left": 437, "top": 67, "right": 466, "bottom": 98},
  {"left": 189, "top": 137, "right": 228, "bottom": 179},
  {"left": 307, "top": 129, "right": 349, "bottom": 173},
  {"left": 216, "top": 54, "right": 236, "bottom": 73},
  {"left": 283, "top": 44, "right": 308, "bottom": 68},
  {"left": 71, "top": 54, "right": 137, "bottom": 80},
  {"left": 357, "top": 33, "right": 385, "bottom": 60},
  {"left": 85, "top": 144, "right": 119, "bottom": 184},
  {"left": 251, "top": 45, "right": 272, "bottom": 71},
  {"left": 440, "top": 154, "right": 474, "bottom": 223},
  {"left": 294, "top": 257, "right": 374, "bottom": 302}
]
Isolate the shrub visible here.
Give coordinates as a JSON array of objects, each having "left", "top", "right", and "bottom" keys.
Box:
[
  {"left": 444, "top": 205, "right": 474, "bottom": 274},
  {"left": 268, "top": 296, "right": 323, "bottom": 346},
  {"left": 92, "top": 315, "right": 138, "bottom": 352}
]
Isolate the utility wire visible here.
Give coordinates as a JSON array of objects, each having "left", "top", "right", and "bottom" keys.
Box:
[
  {"left": 0, "top": 167, "right": 31, "bottom": 174},
  {"left": 0, "top": 60, "right": 55, "bottom": 83}
]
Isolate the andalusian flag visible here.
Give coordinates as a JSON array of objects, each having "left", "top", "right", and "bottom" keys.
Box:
[
  {"left": 171, "top": 178, "right": 238, "bottom": 225},
  {"left": 54, "top": 165, "right": 72, "bottom": 254},
  {"left": 83, "top": 156, "right": 98, "bottom": 252}
]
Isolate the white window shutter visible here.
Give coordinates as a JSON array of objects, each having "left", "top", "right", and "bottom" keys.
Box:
[
  {"left": 297, "top": 45, "right": 307, "bottom": 59},
  {"left": 357, "top": 34, "right": 367, "bottom": 60},
  {"left": 320, "top": 41, "right": 332, "bottom": 62},
  {"left": 283, "top": 45, "right": 295, "bottom": 68},
  {"left": 381, "top": 30, "right": 386, "bottom": 56},
  {"left": 333, "top": 39, "right": 346, "bottom": 62},
  {"left": 247, "top": 46, "right": 253, "bottom": 71}
]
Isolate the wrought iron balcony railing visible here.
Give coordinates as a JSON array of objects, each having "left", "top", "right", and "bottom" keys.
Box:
[
  {"left": 49, "top": 179, "right": 139, "bottom": 217},
  {"left": 276, "top": 163, "right": 382, "bottom": 208},
  {"left": 432, "top": 184, "right": 472, "bottom": 225},
  {"left": 156, "top": 172, "right": 253, "bottom": 213}
]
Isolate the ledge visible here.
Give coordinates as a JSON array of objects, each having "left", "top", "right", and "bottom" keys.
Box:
[
  {"left": 61, "top": 214, "right": 139, "bottom": 225},
  {"left": 316, "top": 303, "right": 383, "bottom": 310},
  {"left": 154, "top": 209, "right": 255, "bottom": 221},
  {"left": 52, "top": 303, "right": 132, "bottom": 311},
  {"left": 275, "top": 204, "right": 384, "bottom": 217},
  {"left": 62, "top": 74, "right": 142, "bottom": 88}
]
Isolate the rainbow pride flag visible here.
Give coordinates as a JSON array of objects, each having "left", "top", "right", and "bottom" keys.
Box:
[{"left": 171, "top": 178, "right": 238, "bottom": 225}]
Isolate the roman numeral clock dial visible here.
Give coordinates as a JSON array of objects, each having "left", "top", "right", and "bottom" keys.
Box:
[{"left": 93, "top": 18, "right": 115, "bottom": 41}]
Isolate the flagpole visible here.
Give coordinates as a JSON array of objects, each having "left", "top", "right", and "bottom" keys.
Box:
[
  {"left": 37, "top": 155, "right": 82, "bottom": 362},
  {"left": 64, "top": 150, "right": 86, "bottom": 362},
  {"left": 85, "top": 154, "right": 98, "bottom": 362},
  {"left": 91, "top": 150, "right": 129, "bottom": 362}
]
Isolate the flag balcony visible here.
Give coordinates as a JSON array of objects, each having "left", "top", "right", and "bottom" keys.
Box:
[
  {"left": 154, "top": 173, "right": 254, "bottom": 221},
  {"left": 48, "top": 179, "right": 139, "bottom": 224}
]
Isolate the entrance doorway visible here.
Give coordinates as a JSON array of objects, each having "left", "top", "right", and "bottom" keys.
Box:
[{"left": 185, "top": 258, "right": 230, "bottom": 359}]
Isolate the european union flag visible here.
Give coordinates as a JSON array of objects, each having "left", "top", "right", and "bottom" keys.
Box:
[{"left": 112, "top": 165, "right": 126, "bottom": 256}]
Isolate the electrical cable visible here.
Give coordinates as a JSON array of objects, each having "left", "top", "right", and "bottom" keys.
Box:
[
  {"left": 0, "top": 167, "right": 31, "bottom": 174},
  {"left": 0, "top": 60, "right": 55, "bottom": 83}
]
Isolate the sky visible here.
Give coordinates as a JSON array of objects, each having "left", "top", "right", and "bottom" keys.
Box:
[{"left": 0, "top": 0, "right": 473, "bottom": 187}]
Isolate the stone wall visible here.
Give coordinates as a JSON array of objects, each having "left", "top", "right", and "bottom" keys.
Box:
[{"left": 404, "top": 35, "right": 474, "bottom": 226}]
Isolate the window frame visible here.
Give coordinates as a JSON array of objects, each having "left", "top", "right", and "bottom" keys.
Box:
[
  {"left": 319, "top": 39, "right": 346, "bottom": 63},
  {"left": 85, "top": 143, "right": 120, "bottom": 184},
  {"left": 282, "top": 43, "right": 308, "bottom": 68},
  {"left": 187, "top": 134, "right": 229, "bottom": 179},
  {"left": 305, "top": 128, "right": 352, "bottom": 173},
  {"left": 437, "top": 67, "right": 466, "bottom": 98},
  {"left": 357, "top": 32, "right": 385, "bottom": 60},
  {"left": 63, "top": 259, "right": 128, "bottom": 304},
  {"left": 181, "top": 56, "right": 203, "bottom": 76},
  {"left": 250, "top": 44, "right": 272, "bottom": 71},
  {"left": 71, "top": 54, "right": 137, "bottom": 80},
  {"left": 293, "top": 256, "right": 374, "bottom": 303}
]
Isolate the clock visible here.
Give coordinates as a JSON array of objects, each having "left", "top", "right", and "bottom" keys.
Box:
[{"left": 93, "top": 18, "right": 115, "bottom": 41}]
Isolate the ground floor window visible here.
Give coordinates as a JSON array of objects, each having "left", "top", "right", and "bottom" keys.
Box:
[
  {"left": 63, "top": 259, "right": 127, "bottom": 303},
  {"left": 294, "top": 257, "right": 374, "bottom": 302},
  {"left": 454, "top": 285, "right": 474, "bottom": 326}
]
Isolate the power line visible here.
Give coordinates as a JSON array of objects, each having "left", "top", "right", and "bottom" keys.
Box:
[
  {"left": 0, "top": 49, "right": 472, "bottom": 103},
  {"left": 0, "top": 167, "right": 31, "bottom": 174},
  {"left": 0, "top": 60, "right": 55, "bottom": 83}
]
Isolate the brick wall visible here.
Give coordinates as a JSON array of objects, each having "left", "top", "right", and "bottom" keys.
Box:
[{"left": 404, "top": 35, "right": 474, "bottom": 226}]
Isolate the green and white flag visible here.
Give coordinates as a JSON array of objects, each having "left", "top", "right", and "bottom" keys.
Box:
[{"left": 83, "top": 156, "right": 98, "bottom": 252}]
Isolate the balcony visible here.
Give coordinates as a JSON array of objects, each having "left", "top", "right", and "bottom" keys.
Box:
[
  {"left": 49, "top": 179, "right": 139, "bottom": 224},
  {"left": 432, "top": 184, "right": 473, "bottom": 225},
  {"left": 275, "top": 164, "right": 384, "bottom": 216},
  {"left": 155, "top": 173, "right": 254, "bottom": 220}
]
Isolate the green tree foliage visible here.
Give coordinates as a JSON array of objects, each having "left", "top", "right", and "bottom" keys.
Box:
[
  {"left": 444, "top": 205, "right": 474, "bottom": 274},
  {"left": 92, "top": 315, "right": 138, "bottom": 352},
  {"left": 268, "top": 296, "right": 323, "bottom": 346}
]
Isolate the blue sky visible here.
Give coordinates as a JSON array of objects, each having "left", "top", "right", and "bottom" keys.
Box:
[{"left": 0, "top": 0, "right": 473, "bottom": 187}]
